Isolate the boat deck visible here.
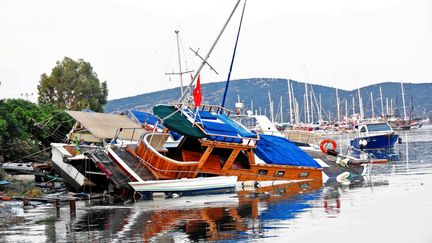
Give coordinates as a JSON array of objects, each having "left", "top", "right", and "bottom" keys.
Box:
[
  {"left": 86, "top": 150, "right": 131, "bottom": 189},
  {"left": 111, "top": 146, "right": 156, "bottom": 181}
]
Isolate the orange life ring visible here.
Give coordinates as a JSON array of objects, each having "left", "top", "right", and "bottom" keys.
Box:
[{"left": 320, "top": 139, "right": 337, "bottom": 154}]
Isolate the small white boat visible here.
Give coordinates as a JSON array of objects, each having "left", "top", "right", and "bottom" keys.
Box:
[
  {"left": 1, "top": 162, "right": 34, "bottom": 173},
  {"left": 129, "top": 176, "right": 238, "bottom": 194}
]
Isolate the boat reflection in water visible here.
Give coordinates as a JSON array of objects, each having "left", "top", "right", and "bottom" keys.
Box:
[{"left": 68, "top": 180, "right": 323, "bottom": 242}]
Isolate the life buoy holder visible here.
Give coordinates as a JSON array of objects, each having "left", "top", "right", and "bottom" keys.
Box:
[{"left": 320, "top": 139, "right": 337, "bottom": 154}]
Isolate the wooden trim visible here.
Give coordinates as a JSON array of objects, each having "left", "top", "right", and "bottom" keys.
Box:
[
  {"left": 221, "top": 148, "right": 241, "bottom": 172},
  {"left": 193, "top": 144, "right": 214, "bottom": 177}
]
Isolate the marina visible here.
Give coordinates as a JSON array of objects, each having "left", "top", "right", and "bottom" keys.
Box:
[
  {"left": 0, "top": 125, "right": 431, "bottom": 242},
  {"left": 1, "top": 0, "right": 431, "bottom": 242}
]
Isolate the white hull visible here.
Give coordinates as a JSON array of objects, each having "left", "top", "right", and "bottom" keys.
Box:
[{"left": 129, "top": 176, "right": 238, "bottom": 192}]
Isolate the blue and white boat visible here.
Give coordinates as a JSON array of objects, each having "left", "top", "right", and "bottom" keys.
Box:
[{"left": 350, "top": 122, "right": 399, "bottom": 149}]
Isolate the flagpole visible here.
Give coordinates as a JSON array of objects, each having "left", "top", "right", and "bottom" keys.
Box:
[{"left": 178, "top": 0, "right": 242, "bottom": 104}]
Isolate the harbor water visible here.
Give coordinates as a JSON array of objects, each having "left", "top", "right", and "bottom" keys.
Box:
[{"left": 1, "top": 125, "right": 432, "bottom": 242}]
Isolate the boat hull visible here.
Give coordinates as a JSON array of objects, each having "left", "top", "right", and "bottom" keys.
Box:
[
  {"left": 129, "top": 176, "right": 238, "bottom": 194},
  {"left": 350, "top": 133, "right": 399, "bottom": 149}
]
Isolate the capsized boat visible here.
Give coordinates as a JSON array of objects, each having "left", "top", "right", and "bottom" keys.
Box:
[
  {"left": 119, "top": 104, "right": 323, "bottom": 185},
  {"left": 350, "top": 122, "right": 399, "bottom": 149}
]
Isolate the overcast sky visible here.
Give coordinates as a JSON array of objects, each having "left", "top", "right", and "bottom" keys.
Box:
[{"left": 1, "top": 0, "right": 431, "bottom": 103}]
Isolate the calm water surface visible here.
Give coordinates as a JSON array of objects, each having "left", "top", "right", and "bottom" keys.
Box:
[{"left": 1, "top": 125, "right": 432, "bottom": 242}]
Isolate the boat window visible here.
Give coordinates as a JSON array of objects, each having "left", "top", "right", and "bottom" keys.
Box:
[
  {"left": 366, "top": 123, "right": 392, "bottom": 132},
  {"left": 299, "top": 172, "right": 309, "bottom": 178},
  {"left": 360, "top": 127, "right": 367, "bottom": 133},
  {"left": 300, "top": 183, "right": 310, "bottom": 189},
  {"left": 18, "top": 164, "right": 22, "bottom": 167},
  {"left": 275, "top": 171, "right": 285, "bottom": 176},
  {"left": 258, "top": 169, "right": 268, "bottom": 175}
]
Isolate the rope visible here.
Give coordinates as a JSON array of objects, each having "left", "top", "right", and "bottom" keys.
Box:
[{"left": 8, "top": 146, "right": 52, "bottom": 163}]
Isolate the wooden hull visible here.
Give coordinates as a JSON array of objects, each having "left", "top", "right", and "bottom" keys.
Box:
[{"left": 133, "top": 133, "right": 323, "bottom": 183}]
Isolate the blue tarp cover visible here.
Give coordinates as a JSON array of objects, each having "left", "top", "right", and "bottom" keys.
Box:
[
  {"left": 197, "top": 111, "right": 256, "bottom": 142},
  {"left": 254, "top": 134, "right": 321, "bottom": 168},
  {"left": 130, "top": 110, "right": 159, "bottom": 125},
  {"left": 130, "top": 110, "right": 182, "bottom": 140}
]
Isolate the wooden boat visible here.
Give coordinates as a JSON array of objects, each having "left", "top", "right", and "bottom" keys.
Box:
[
  {"left": 118, "top": 104, "right": 323, "bottom": 184},
  {"left": 233, "top": 113, "right": 369, "bottom": 179}
]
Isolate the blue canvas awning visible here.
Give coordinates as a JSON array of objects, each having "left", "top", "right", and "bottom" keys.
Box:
[
  {"left": 197, "top": 110, "right": 256, "bottom": 142},
  {"left": 254, "top": 134, "right": 321, "bottom": 168}
]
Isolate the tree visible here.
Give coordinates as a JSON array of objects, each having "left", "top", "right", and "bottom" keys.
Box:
[
  {"left": 0, "top": 99, "right": 74, "bottom": 162},
  {"left": 37, "top": 57, "right": 108, "bottom": 112}
]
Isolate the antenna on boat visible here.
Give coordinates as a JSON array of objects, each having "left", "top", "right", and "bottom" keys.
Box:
[
  {"left": 221, "top": 0, "right": 247, "bottom": 108},
  {"left": 178, "top": 0, "right": 242, "bottom": 104},
  {"left": 189, "top": 47, "right": 219, "bottom": 75},
  {"left": 165, "top": 30, "right": 194, "bottom": 96}
]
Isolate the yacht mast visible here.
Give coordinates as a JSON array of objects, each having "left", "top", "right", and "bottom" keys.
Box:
[
  {"left": 165, "top": 30, "right": 194, "bottom": 96},
  {"left": 287, "top": 79, "right": 293, "bottom": 124},
  {"left": 291, "top": 81, "right": 296, "bottom": 124},
  {"left": 336, "top": 88, "right": 340, "bottom": 122},
  {"left": 304, "top": 83, "right": 310, "bottom": 123},
  {"left": 370, "top": 91, "right": 375, "bottom": 119},
  {"left": 379, "top": 86, "right": 384, "bottom": 117},
  {"left": 310, "top": 88, "right": 314, "bottom": 124},
  {"left": 358, "top": 88, "right": 364, "bottom": 119},
  {"left": 401, "top": 82, "right": 407, "bottom": 120},
  {"left": 178, "top": 0, "right": 242, "bottom": 103},
  {"left": 268, "top": 91, "right": 274, "bottom": 123},
  {"left": 345, "top": 99, "right": 348, "bottom": 120},
  {"left": 279, "top": 96, "right": 283, "bottom": 124},
  {"left": 386, "top": 98, "right": 389, "bottom": 116}
]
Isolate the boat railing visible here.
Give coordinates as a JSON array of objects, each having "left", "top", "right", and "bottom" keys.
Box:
[
  {"left": 203, "top": 132, "right": 258, "bottom": 147},
  {"left": 283, "top": 130, "right": 322, "bottom": 147},
  {"left": 173, "top": 103, "right": 234, "bottom": 115},
  {"left": 134, "top": 132, "right": 198, "bottom": 179},
  {"left": 113, "top": 127, "right": 146, "bottom": 145}
]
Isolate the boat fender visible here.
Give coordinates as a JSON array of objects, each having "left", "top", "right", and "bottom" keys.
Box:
[
  {"left": 336, "top": 171, "right": 352, "bottom": 184},
  {"left": 398, "top": 137, "right": 402, "bottom": 144},
  {"left": 320, "top": 139, "right": 337, "bottom": 154},
  {"left": 336, "top": 157, "right": 350, "bottom": 167},
  {"left": 242, "top": 181, "right": 258, "bottom": 189}
]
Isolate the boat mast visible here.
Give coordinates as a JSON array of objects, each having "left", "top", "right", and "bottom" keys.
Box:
[
  {"left": 386, "top": 98, "right": 389, "bottom": 116},
  {"left": 165, "top": 30, "right": 194, "bottom": 96},
  {"left": 358, "top": 88, "right": 364, "bottom": 119},
  {"left": 221, "top": 0, "right": 247, "bottom": 107},
  {"left": 304, "top": 83, "right": 310, "bottom": 123},
  {"left": 336, "top": 88, "right": 340, "bottom": 122},
  {"left": 279, "top": 96, "right": 283, "bottom": 124},
  {"left": 370, "top": 91, "right": 374, "bottom": 119},
  {"left": 345, "top": 99, "right": 348, "bottom": 120},
  {"left": 352, "top": 95, "right": 355, "bottom": 117},
  {"left": 268, "top": 91, "right": 274, "bottom": 123},
  {"left": 310, "top": 88, "right": 314, "bottom": 124},
  {"left": 401, "top": 82, "right": 407, "bottom": 120},
  {"left": 319, "top": 94, "right": 323, "bottom": 123},
  {"left": 379, "top": 86, "right": 384, "bottom": 117},
  {"left": 287, "top": 79, "right": 293, "bottom": 124},
  {"left": 178, "top": 0, "right": 242, "bottom": 104},
  {"left": 291, "top": 81, "right": 296, "bottom": 124}
]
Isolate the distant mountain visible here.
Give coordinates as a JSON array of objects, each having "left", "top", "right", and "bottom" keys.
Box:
[{"left": 104, "top": 78, "right": 432, "bottom": 121}]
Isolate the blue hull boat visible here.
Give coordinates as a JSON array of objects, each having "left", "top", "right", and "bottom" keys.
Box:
[
  {"left": 350, "top": 122, "right": 399, "bottom": 150},
  {"left": 350, "top": 133, "right": 399, "bottom": 149}
]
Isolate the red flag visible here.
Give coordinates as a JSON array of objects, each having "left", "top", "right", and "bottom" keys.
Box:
[{"left": 193, "top": 74, "right": 202, "bottom": 106}]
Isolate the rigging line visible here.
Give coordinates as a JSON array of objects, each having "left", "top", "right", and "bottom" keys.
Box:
[
  {"left": 8, "top": 146, "right": 52, "bottom": 163},
  {"left": 221, "top": 0, "right": 247, "bottom": 108},
  {"left": 178, "top": 33, "right": 191, "bottom": 72},
  {"left": 178, "top": 0, "right": 242, "bottom": 104}
]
